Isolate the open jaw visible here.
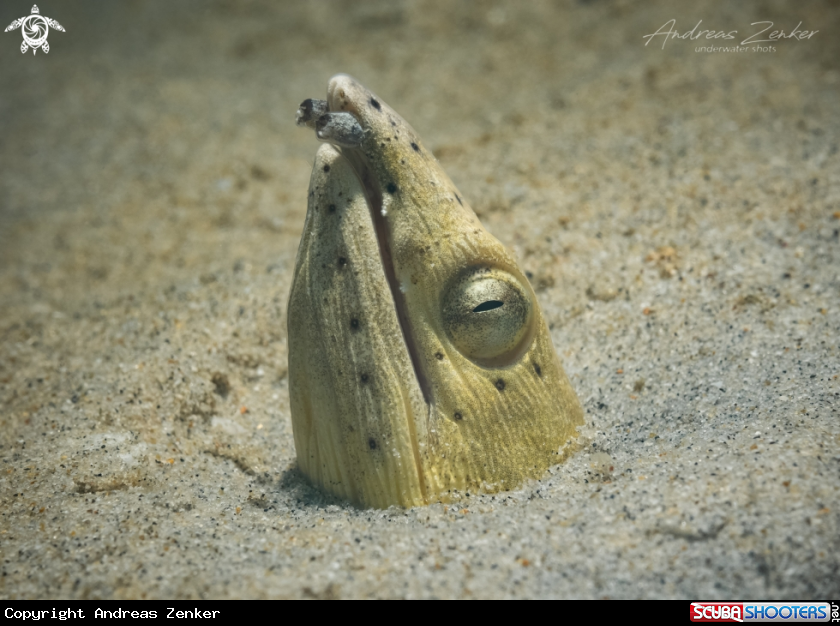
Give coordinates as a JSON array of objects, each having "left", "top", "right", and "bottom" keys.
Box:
[{"left": 296, "top": 95, "right": 433, "bottom": 408}]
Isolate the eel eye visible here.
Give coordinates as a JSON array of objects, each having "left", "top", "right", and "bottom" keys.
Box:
[{"left": 442, "top": 268, "right": 535, "bottom": 365}]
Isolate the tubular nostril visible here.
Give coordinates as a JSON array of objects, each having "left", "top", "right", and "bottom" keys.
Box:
[
  {"left": 472, "top": 300, "right": 504, "bottom": 313},
  {"left": 296, "top": 99, "right": 328, "bottom": 128},
  {"left": 314, "top": 112, "right": 364, "bottom": 148}
]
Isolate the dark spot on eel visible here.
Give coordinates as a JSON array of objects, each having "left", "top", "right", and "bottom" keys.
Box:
[
  {"left": 360, "top": 373, "right": 369, "bottom": 384},
  {"left": 533, "top": 362, "right": 542, "bottom": 377},
  {"left": 386, "top": 182, "right": 398, "bottom": 194},
  {"left": 454, "top": 412, "right": 463, "bottom": 421},
  {"left": 435, "top": 352, "right": 443, "bottom": 360},
  {"left": 323, "top": 164, "right": 330, "bottom": 173},
  {"left": 350, "top": 318, "right": 360, "bottom": 331},
  {"left": 329, "top": 204, "right": 336, "bottom": 213},
  {"left": 455, "top": 194, "right": 462, "bottom": 206},
  {"left": 370, "top": 98, "right": 381, "bottom": 111},
  {"left": 368, "top": 437, "right": 377, "bottom": 450},
  {"left": 411, "top": 142, "right": 420, "bottom": 152},
  {"left": 495, "top": 379, "right": 506, "bottom": 391},
  {"left": 338, "top": 257, "right": 348, "bottom": 268}
]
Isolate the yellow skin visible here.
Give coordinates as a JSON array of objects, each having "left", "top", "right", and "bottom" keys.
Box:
[{"left": 288, "top": 75, "right": 583, "bottom": 509}]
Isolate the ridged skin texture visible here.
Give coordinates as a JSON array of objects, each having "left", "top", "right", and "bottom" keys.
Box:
[{"left": 288, "top": 75, "right": 584, "bottom": 509}]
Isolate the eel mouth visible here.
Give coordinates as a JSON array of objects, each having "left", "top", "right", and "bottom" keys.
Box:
[
  {"left": 297, "top": 82, "right": 433, "bottom": 407},
  {"left": 333, "top": 149, "right": 433, "bottom": 408}
]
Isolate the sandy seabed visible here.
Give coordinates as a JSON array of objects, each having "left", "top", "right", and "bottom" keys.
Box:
[{"left": 1, "top": 0, "right": 838, "bottom": 599}]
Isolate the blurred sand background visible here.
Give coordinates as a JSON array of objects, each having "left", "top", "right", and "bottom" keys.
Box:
[{"left": 1, "top": 0, "right": 838, "bottom": 599}]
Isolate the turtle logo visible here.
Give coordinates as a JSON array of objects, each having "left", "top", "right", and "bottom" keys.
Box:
[{"left": 5, "top": 5, "right": 65, "bottom": 55}]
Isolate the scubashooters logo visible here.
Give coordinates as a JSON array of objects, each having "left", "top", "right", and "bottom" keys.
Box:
[
  {"left": 690, "top": 602, "right": 833, "bottom": 623},
  {"left": 5, "top": 5, "right": 65, "bottom": 54}
]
